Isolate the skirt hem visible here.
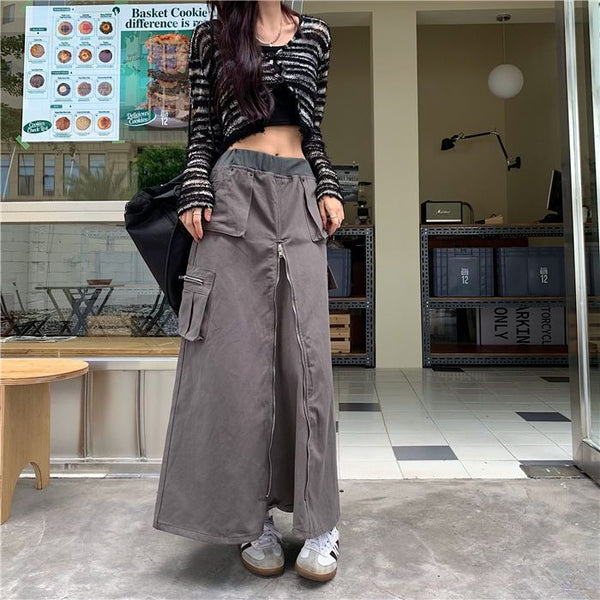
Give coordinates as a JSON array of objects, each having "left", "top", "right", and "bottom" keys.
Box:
[
  {"left": 153, "top": 520, "right": 264, "bottom": 545},
  {"left": 153, "top": 511, "right": 340, "bottom": 545}
]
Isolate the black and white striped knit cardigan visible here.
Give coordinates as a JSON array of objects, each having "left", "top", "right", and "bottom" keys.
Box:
[{"left": 177, "top": 13, "right": 344, "bottom": 216}]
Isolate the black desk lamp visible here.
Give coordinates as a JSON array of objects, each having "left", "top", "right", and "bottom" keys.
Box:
[{"left": 441, "top": 130, "right": 521, "bottom": 170}]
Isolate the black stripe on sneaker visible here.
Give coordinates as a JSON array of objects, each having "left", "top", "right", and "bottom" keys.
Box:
[
  {"left": 330, "top": 549, "right": 338, "bottom": 560},
  {"left": 241, "top": 542, "right": 252, "bottom": 551}
]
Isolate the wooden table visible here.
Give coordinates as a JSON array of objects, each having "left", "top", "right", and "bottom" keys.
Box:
[{"left": 0, "top": 358, "right": 89, "bottom": 524}]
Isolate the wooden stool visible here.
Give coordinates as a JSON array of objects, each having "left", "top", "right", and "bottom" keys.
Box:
[{"left": 0, "top": 358, "right": 89, "bottom": 524}]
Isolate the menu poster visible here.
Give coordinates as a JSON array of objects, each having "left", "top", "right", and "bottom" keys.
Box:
[{"left": 21, "top": 3, "right": 210, "bottom": 142}]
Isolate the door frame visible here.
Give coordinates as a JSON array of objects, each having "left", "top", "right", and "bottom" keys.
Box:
[{"left": 557, "top": 0, "right": 600, "bottom": 483}]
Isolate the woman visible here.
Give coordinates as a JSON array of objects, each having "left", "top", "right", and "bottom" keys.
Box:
[{"left": 153, "top": 0, "right": 345, "bottom": 583}]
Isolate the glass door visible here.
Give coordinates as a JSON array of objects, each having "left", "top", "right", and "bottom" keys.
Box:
[{"left": 558, "top": 0, "right": 600, "bottom": 482}]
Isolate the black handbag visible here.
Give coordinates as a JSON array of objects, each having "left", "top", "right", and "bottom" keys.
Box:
[
  {"left": 124, "top": 173, "right": 191, "bottom": 314},
  {"left": 124, "top": 20, "right": 216, "bottom": 315}
]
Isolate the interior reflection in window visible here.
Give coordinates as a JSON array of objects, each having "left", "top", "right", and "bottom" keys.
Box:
[{"left": 0, "top": 223, "right": 176, "bottom": 340}]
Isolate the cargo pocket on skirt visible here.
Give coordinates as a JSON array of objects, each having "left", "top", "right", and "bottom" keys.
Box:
[
  {"left": 177, "top": 265, "right": 216, "bottom": 341},
  {"left": 300, "top": 176, "right": 329, "bottom": 242},
  {"left": 205, "top": 165, "right": 255, "bottom": 237}
]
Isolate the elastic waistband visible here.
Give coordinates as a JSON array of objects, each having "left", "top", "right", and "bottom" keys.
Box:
[{"left": 213, "top": 148, "right": 315, "bottom": 178}]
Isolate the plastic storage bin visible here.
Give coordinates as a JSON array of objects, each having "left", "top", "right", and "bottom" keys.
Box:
[
  {"left": 496, "top": 247, "right": 565, "bottom": 296},
  {"left": 327, "top": 246, "right": 352, "bottom": 297},
  {"left": 431, "top": 248, "right": 494, "bottom": 296}
]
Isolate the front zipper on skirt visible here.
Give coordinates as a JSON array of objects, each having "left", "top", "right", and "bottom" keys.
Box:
[
  {"left": 275, "top": 242, "right": 312, "bottom": 506},
  {"left": 265, "top": 244, "right": 282, "bottom": 500}
]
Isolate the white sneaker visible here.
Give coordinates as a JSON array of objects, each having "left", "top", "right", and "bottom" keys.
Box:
[
  {"left": 295, "top": 526, "right": 339, "bottom": 582},
  {"left": 240, "top": 514, "right": 285, "bottom": 577}
]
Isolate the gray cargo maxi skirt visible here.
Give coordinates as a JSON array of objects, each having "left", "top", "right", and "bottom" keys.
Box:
[{"left": 153, "top": 148, "right": 340, "bottom": 544}]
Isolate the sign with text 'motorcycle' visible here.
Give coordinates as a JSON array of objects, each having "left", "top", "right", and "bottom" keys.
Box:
[{"left": 22, "top": 3, "right": 210, "bottom": 142}]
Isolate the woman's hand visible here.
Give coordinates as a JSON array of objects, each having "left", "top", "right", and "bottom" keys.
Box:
[
  {"left": 180, "top": 206, "right": 213, "bottom": 243},
  {"left": 318, "top": 196, "right": 345, "bottom": 235}
]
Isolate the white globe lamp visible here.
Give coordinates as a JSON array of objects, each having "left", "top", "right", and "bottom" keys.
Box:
[
  {"left": 488, "top": 64, "right": 524, "bottom": 99},
  {"left": 488, "top": 14, "right": 524, "bottom": 99}
]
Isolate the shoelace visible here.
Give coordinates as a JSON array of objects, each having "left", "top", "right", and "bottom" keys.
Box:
[
  {"left": 252, "top": 517, "right": 283, "bottom": 549},
  {"left": 304, "top": 526, "right": 339, "bottom": 555}
]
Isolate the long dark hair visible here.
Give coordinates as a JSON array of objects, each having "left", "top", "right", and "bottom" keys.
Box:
[{"left": 205, "top": 0, "right": 302, "bottom": 122}]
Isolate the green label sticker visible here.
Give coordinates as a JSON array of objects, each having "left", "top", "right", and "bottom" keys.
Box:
[{"left": 23, "top": 120, "right": 52, "bottom": 134}]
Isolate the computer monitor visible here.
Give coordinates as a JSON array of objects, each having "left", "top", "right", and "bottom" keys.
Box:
[{"left": 539, "top": 169, "right": 563, "bottom": 222}]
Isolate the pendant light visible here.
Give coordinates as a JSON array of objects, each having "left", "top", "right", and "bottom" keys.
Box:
[{"left": 488, "top": 14, "right": 524, "bottom": 99}]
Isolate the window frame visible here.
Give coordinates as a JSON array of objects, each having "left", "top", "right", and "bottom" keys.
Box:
[{"left": 1, "top": 200, "right": 126, "bottom": 223}]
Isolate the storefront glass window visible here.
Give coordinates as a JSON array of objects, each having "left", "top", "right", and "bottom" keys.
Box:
[
  {"left": 1, "top": 0, "right": 209, "bottom": 355},
  {"left": 0, "top": 223, "right": 176, "bottom": 341},
  {"left": 0, "top": 0, "right": 197, "bottom": 203}
]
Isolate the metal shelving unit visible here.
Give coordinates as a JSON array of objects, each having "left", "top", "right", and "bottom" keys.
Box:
[
  {"left": 328, "top": 225, "right": 374, "bottom": 367},
  {"left": 420, "top": 223, "right": 568, "bottom": 367}
]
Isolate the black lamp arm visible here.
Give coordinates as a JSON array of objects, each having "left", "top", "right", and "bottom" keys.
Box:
[
  {"left": 458, "top": 130, "right": 507, "bottom": 160},
  {"left": 446, "top": 130, "right": 521, "bottom": 170}
]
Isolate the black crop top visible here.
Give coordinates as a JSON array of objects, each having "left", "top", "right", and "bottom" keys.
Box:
[{"left": 261, "top": 45, "right": 301, "bottom": 126}]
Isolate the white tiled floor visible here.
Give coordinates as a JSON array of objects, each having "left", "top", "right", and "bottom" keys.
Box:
[{"left": 333, "top": 366, "right": 574, "bottom": 480}]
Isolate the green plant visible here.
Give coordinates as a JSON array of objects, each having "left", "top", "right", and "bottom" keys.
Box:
[
  {"left": 1, "top": 34, "right": 25, "bottom": 142},
  {"left": 65, "top": 163, "right": 137, "bottom": 200},
  {"left": 135, "top": 146, "right": 187, "bottom": 188}
]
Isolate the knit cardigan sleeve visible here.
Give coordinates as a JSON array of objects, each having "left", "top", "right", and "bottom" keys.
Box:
[
  {"left": 301, "top": 24, "right": 345, "bottom": 204},
  {"left": 177, "top": 22, "right": 220, "bottom": 217}
]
